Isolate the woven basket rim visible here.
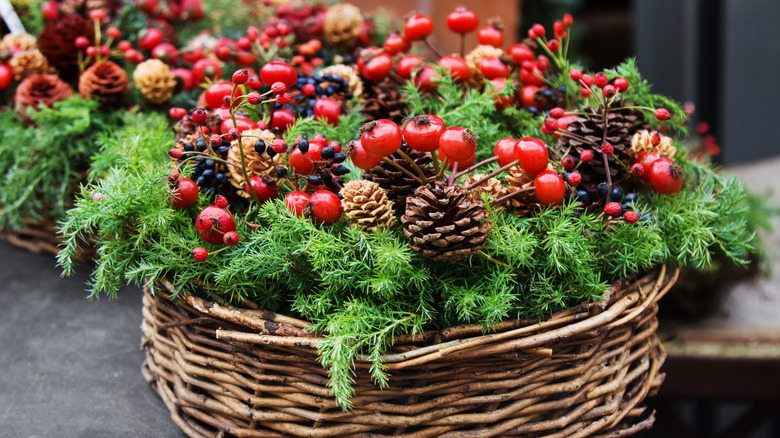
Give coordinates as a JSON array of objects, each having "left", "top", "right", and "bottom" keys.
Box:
[
  {"left": 0, "top": 213, "right": 63, "bottom": 255},
  {"left": 147, "top": 265, "right": 679, "bottom": 368}
]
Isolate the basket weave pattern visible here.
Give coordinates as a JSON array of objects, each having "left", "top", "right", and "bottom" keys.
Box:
[
  {"left": 141, "top": 266, "right": 679, "bottom": 437},
  {"left": 0, "top": 216, "right": 63, "bottom": 255}
]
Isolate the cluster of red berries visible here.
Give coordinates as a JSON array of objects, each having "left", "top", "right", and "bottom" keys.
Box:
[{"left": 493, "top": 137, "right": 566, "bottom": 205}]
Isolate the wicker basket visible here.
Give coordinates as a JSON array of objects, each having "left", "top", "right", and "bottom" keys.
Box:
[
  {"left": 141, "top": 265, "right": 679, "bottom": 438},
  {"left": 0, "top": 215, "right": 63, "bottom": 255}
]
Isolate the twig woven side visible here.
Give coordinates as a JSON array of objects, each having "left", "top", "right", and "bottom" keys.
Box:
[
  {"left": 141, "top": 266, "right": 679, "bottom": 438},
  {"left": 0, "top": 215, "right": 63, "bottom": 255}
]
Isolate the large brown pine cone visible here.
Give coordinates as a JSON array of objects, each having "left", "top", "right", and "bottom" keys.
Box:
[
  {"left": 557, "top": 102, "right": 642, "bottom": 190},
  {"left": 133, "top": 59, "right": 177, "bottom": 104},
  {"left": 78, "top": 61, "right": 129, "bottom": 108},
  {"left": 361, "top": 78, "right": 408, "bottom": 124},
  {"left": 15, "top": 74, "right": 72, "bottom": 116},
  {"left": 402, "top": 181, "right": 493, "bottom": 263},
  {"left": 340, "top": 180, "right": 396, "bottom": 232},
  {"left": 362, "top": 143, "right": 436, "bottom": 214},
  {"left": 37, "top": 15, "right": 93, "bottom": 84},
  {"left": 323, "top": 3, "right": 363, "bottom": 48}
]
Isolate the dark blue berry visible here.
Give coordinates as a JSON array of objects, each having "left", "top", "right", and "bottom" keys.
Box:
[
  {"left": 254, "top": 140, "right": 266, "bottom": 154},
  {"left": 201, "top": 169, "right": 214, "bottom": 179},
  {"left": 194, "top": 157, "right": 205, "bottom": 166},
  {"left": 267, "top": 148, "right": 277, "bottom": 158},
  {"left": 640, "top": 214, "right": 652, "bottom": 222},
  {"left": 195, "top": 137, "right": 207, "bottom": 152},
  {"left": 332, "top": 164, "right": 349, "bottom": 176},
  {"left": 195, "top": 176, "right": 208, "bottom": 186},
  {"left": 563, "top": 172, "right": 572, "bottom": 183},
  {"left": 276, "top": 167, "right": 288, "bottom": 178},
  {"left": 527, "top": 106, "right": 539, "bottom": 114},
  {"left": 624, "top": 193, "right": 638, "bottom": 204},
  {"left": 611, "top": 186, "right": 624, "bottom": 202},
  {"left": 307, "top": 175, "right": 323, "bottom": 186},
  {"left": 596, "top": 182, "right": 609, "bottom": 199},
  {"left": 320, "top": 170, "right": 333, "bottom": 182},
  {"left": 204, "top": 159, "right": 215, "bottom": 169},
  {"left": 297, "top": 139, "right": 309, "bottom": 153},
  {"left": 202, "top": 186, "right": 216, "bottom": 196},
  {"left": 576, "top": 190, "right": 590, "bottom": 204},
  {"left": 218, "top": 146, "right": 229, "bottom": 157},
  {"left": 182, "top": 142, "right": 194, "bottom": 152},
  {"left": 215, "top": 173, "right": 227, "bottom": 183},
  {"left": 321, "top": 146, "right": 335, "bottom": 159},
  {"left": 333, "top": 152, "right": 347, "bottom": 163}
]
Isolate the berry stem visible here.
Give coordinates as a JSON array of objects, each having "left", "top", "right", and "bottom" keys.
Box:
[
  {"left": 436, "top": 156, "right": 450, "bottom": 180},
  {"left": 430, "top": 151, "right": 441, "bottom": 176},
  {"left": 230, "top": 84, "right": 262, "bottom": 205},
  {"left": 460, "top": 33, "right": 466, "bottom": 58},
  {"left": 380, "top": 157, "right": 423, "bottom": 185},
  {"left": 395, "top": 148, "right": 429, "bottom": 184},
  {"left": 454, "top": 156, "right": 501, "bottom": 180},
  {"left": 493, "top": 186, "right": 534, "bottom": 205},
  {"left": 447, "top": 161, "right": 459, "bottom": 186},
  {"left": 422, "top": 37, "right": 444, "bottom": 59}
]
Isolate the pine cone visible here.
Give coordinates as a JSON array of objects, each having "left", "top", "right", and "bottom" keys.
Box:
[
  {"left": 15, "top": 74, "right": 72, "bottom": 116},
  {"left": 466, "top": 174, "right": 507, "bottom": 211},
  {"left": 361, "top": 78, "right": 408, "bottom": 123},
  {"left": 227, "top": 129, "right": 280, "bottom": 197},
  {"left": 320, "top": 64, "right": 363, "bottom": 97},
  {"left": 323, "top": 3, "right": 363, "bottom": 48},
  {"left": 402, "top": 181, "right": 493, "bottom": 263},
  {"left": 1, "top": 33, "right": 37, "bottom": 53},
  {"left": 37, "top": 15, "right": 93, "bottom": 84},
  {"left": 133, "top": 59, "right": 177, "bottom": 104},
  {"left": 631, "top": 129, "right": 677, "bottom": 158},
  {"left": 362, "top": 143, "right": 436, "bottom": 214},
  {"left": 9, "top": 49, "right": 50, "bottom": 81},
  {"left": 340, "top": 180, "right": 396, "bottom": 231},
  {"left": 557, "top": 102, "right": 641, "bottom": 188},
  {"left": 78, "top": 61, "right": 129, "bottom": 108},
  {"left": 504, "top": 164, "right": 555, "bottom": 216}
]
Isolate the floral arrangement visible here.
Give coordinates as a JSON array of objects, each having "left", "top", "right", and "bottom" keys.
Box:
[{"left": 50, "top": 4, "right": 757, "bottom": 409}]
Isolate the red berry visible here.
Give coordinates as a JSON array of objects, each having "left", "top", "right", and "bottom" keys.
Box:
[
  {"left": 508, "top": 44, "right": 535, "bottom": 64},
  {"left": 209, "top": 134, "right": 221, "bottom": 147},
  {"left": 446, "top": 7, "right": 479, "bottom": 33},
  {"left": 489, "top": 78, "right": 515, "bottom": 110},
  {"left": 655, "top": 108, "right": 671, "bottom": 121},
  {"left": 514, "top": 137, "right": 549, "bottom": 176},
  {"left": 168, "top": 178, "right": 199, "bottom": 208},
  {"left": 302, "top": 83, "right": 316, "bottom": 96},
  {"left": 289, "top": 142, "right": 323, "bottom": 175},
  {"left": 438, "top": 148, "right": 475, "bottom": 171},
  {"left": 313, "top": 97, "right": 342, "bottom": 126},
  {"left": 308, "top": 190, "right": 342, "bottom": 225},
  {"left": 192, "top": 58, "right": 222, "bottom": 84},
  {"left": 276, "top": 92, "right": 292, "bottom": 105},
  {"left": 41, "top": 1, "right": 60, "bottom": 20},
  {"left": 439, "top": 126, "right": 477, "bottom": 163},
  {"left": 228, "top": 128, "right": 239, "bottom": 140},
  {"left": 260, "top": 61, "right": 297, "bottom": 88},
  {"left": 168, "top": 148, "right": 183, "bottom": 159},
  {"left": 561, "top": 155, "right": 576, "bottom": 170},
  {"left": 479, "top": 57, "right": 510, "bottom": 79},
  {"left": 191, "top": 247, "right": 208, "bottom": 262},
  {"left": 604, "top": 202, "right": 622, "bottom": 217},
  {"left": 271, "top": 109, "right": 295, "bottom": 132},
  {"left": 580, "top": 149, "right": 595, "bottom": 163},
  {"left": 172, "top": 68, "right": 195, "bottom": 91},
  {"left": 403, "top": 14, "right": 434, "bottom": 41},
  {"left": 601, "top": 142, "right": 614, "bottom": 155},
  {"left": 246, "top": 176, "right": 279, "bottom": 203},
  {"left": 569, "top": 68, "right": 582, "bottom": 82},
  {"left": 623, "top": 211, "right": 639, "bottom": 224},
  {"left": 247, "top": 91, "right": 262, "bottom": 105},
  {"left": 547, "top": 39, "right": 560, "bottom": 52},
  {"left": 382, "top": 33, "right": 409, "bottom": 56},
  {"left": 519, "top": 66, "right": 545, "bottom": 87},
  {"left": 553, "top": 21, "right": 565, "bottom": 36},
  {"left": 636, "top": 151, "right": 661, "bottom": 182},
  {"left": 360, "top": 52, "right": 393, "bottom": 82},
  {"left": 86, "top": 46, "right": 97, "bottom": 58},
  {"left": 88, "top": 9, "right": 106, "bottom": 21},
  {"left": 414, "top": 66, "right": 439, "bottom": 92},
  {"left": 232, "top": 68, "right": 249, "bottom": 84},
  {"left": 494, "top": 137, "right": 518, "bottom": 167},
  {"left": 651, "top": 133, "right": 662, "bottom": 146},
  {"left": 247, "top": 76, "right": 263, "bottom": 90},
  {"left": 580, "top": 87, "right": 592, "bottom": 98},
  {"left": 602, "top": 84, "right": 616, "bottom": 98},
  {"left": 348, "top": 139, "right": 383, "bottom": 169},
  {"left": 397, "top": 55, "right": 422, "bottom": 79},
  {"left": 581, "top": 74, "right": 593, "bottom": 87},
  {"left": 563, "top": 13, "right": 574, "bottom": 27},
  {"left": 75, "top": 36, "right": 90, "bottom": 49},
  {"left": 151, "top": 43, "right": 178, "bottom": 64},
  {"left": 182, "top": 47, "right": 203, "bottom": 63},
  {"left": 138, "top": 28, "right": 164, "bottom": 51},
  {"left": 648, "top": 158, "right": 683, "bottom": 194},
  {"left": 223, "top": 231, "right": 239, "bottom": 246},
  {"left": 192, "top": 109, "right": 208, "bottom": 126},
  {"left": 477, "top": 26, "right": 504, "bottom": 47},
  {"left": 220, "top": 117, "right": 254, "bottom": 135},
  {"left": 116, "top": 40, "right": 131, "bottom": 52},
  {"left": 285, "top": 191, "right": 310, "bottom": 217},
  {"left": 169, "top": 107, "right": 187, "bottom": 119},
  {"left": 614, "top": 77, "right": 629, "bottom": 92},
  {"left": 631, "top": 163, "right": 645, "bottom": 177},
  {"left": 531, "top": 24, "right": 546, "bottom": 37},
  {"left": 215, "top": 195, "right": 228, "bottom": 208},
  {"left": 271, "top": 81, "right": 287, "bottom": 94},
  {"left": 196, "top": 206, "right": 236, "bottom": 245},
  {"left": 534, "top": 171, "right": 565, "bottom": 205},
  {"left": 360, "top": 119, "right": 402, "bottom": 158},
  {"left": 567, "top": 171, "right": 581, "bottom": 186},
  {"left": 594, "top": 72, "right": 608, "bottom": 88},
  {"left": 519, "top": 85, "right": 541, "bottom": 108},
  {"left": 403, "top": 114, "right": 445, "bottom": 152}
]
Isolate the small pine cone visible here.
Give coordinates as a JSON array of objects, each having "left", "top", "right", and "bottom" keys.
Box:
[
  {"left": 184, "top": 32, "right": 218, "bottom": 55},
  {"left": 323, "top": 3, "right": 364, "bottom": 48},
  {"left": 37, "top": 14, "right": 93, "bottom": 83},
  {"left": 557, "top": 102, "right": 641, "bottom": 186},
  {"left": 466, "top": 174, "right": 507, "bottom": 211},
  {"left": 1, "top": 33, "right": 37, "bottom": 53},
  {"left": 59, "top": 0, "right": 86, "bottom": 15},
  {"left": 227, "top": 129, "right": 280, "bottom": 197},
  {"left": 9, "top": 49, "right": 50, "bottom": 81},
  {"left": 504, "top": 164, "right": 554, "bottom": 216},
  {"left": 78, "top": 61, "right": 129, "bottom": 108},
  {"left": 320, "top": 64, "right": 363, "bottom": 97},
  {"left": 15, "top": 74, "right": 72, "bottom": 116},
  {"left": 363, "top": 143, "right": 437, "bottom": 214},
  {"left": 361, "top": 78, "right": 408, "bottom": 123},
  {"left": 133, "top": 59, "right": 177, "bottom": 104},
  {"left": 402, "top": 181, "right": 493, "bottom": 263},
  {"left": 464, "top": 45, "right": 513, "bottom": 89},
  {"left": 340, "top": 180, "right": 397, "bottom": 231},
  {"left": 631, "top": 129, "right": 677, "bottom": 158}
]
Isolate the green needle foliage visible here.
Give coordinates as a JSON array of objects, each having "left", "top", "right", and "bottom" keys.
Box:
[
  {"left": 57, "top": 68, "right": 759, "bottom": 411},
  {"left": 0, "top": 97, "right": 124, "bottom": 230}
]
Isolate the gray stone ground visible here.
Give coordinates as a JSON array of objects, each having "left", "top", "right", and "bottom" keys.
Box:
[{"left": 0, "top": 157, "right": 778, "bottom": 438}]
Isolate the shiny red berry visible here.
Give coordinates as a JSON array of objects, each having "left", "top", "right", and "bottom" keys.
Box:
[
  {"left": 534, "top": 171, "right": 565, "bottom": 205},
  {"left": 196, "top": 206, "right": 237, "bottom": 245},
  {"left": 550, "top": 107, "right": 565, "bottom": 119},
  {"left": 439, "top": 126, "right": 477, "bottom": 163},
  {"left": 531, "top": 24, "right": 546, "bottom": 37},
  {"left": 138, "top": 28, "right": 163, "bottom": 51},
  {"left": 348, "top": 139, "right": 383, "bottom": 170},
  {"left": 204, "top": 81, "right": 235, "bottom": 109},
  {"left": 403, "top": 115, "right": 445, "bottom": 152},
  {"left": 403, "top": 14, "right": 434, "bottom": 41},
  {"left": 232, "top": 69, "right": 249, "bottom": 84},
  {"left": 169, "top": 107, "right": 187, "bottom": 119},
  {"left": 360, "top": 52, "right": 394, "bottom": 82},
  {"left": 494, "top": 137, "right": 518, "bottom": 167},
  {"left": 285, "top": 191, "right": 310, "bottom": 217},
  {"left": 514, "top": 137, "right": 549, "bottom": 176},
  {"left": 446, "top": 7, "right": 479, "bottom": 33},
  {"left": 477, "top": 26, "right": 504, "bottom": 47},
  {"left": 563, "top": 14, "right": 574, "bottom": 27},
  {"left": 191, "top": 247, "right": 208, "bottom": 262},
  {"left": 631, "top": 163, "right": 645, "bottom": 177},
  {"left": 614, "top": 77, "right": 629, "bottom": 92},
  {"left": 561, "top": 155, "right": 576, "bottom": 170},
  {"left": 308, "top": 190, "right": 342, "bottom": 225},
  {"left": 397, "top": 55, "right": 422, "bottom": 79},
  {"left": 382, "top": 33, "right": 409, "bottom": 56},
  {"left": 360, "top": 119, "right": 402, "bottom": 158},
  {"left": 168, "top": 177, "right": 199, "bottom": 208},
  {"left": 594, "top": 72, "right": 608, "bottom": 88},
  {"left": 192, "top": 58, "right": 222, "bottom": 84},
  {"left": 648, "top": 158, "right": 683, "bottom": 194},
  {"left": 42, "top": 1, "right": 60, "bottom": 20},
  {"left": 479, "top": 57, "right": 509, "bottom": 79},
  {"left": 223, "top": 231, "right": 239, "bottom": 246},
  {"left": 508, "top": 44, "right": 535, "bottom": 64},
  {"left": 260, "top": 61, "right": 297, "bottom": 88},
  {"left": 215, "top": 195, "right": 228, "bottom": 208},
  {"left": 313, "top": 97, "right": 342, "bottom": 126}
]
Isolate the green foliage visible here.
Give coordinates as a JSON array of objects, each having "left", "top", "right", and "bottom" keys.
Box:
[{"left": 0, "top": 97, "right": 124, "bottom": 230}]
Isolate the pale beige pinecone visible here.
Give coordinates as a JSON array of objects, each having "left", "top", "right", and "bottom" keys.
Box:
[
  {"left": 504, "top": 164, "right": 555, "bottom": 216},
  {"left": 340, "top": 180, "right": 396, "bottom": 232},
  {"left": 320, "top": 64, "right": 363, "bottom": 97},
  {"left": 0, "top": 33, "right": 37, "bottom": 52},
  {"left": 464, "top": 44, "right": 512, "bottom": 89},
  {"left": 227, "top": 129, "right": 280, "bottom": 197},
  {"left": 465, "top": 174, "right": 508, "bottom": 211},
  {"left": 402, "top": 181, "right": 493, "bottom": 263},
  {"left": 133, "top": 59, "right": 177, "bottom": 104},
  {"left": 9, "top": 49, "right": 50, "bottom": 81},
  {"left": 631, "top": 129, "right": 677, "bottom": 158},
  {"left": 323, "top": 3, "right": 364, "bottom": 47}
]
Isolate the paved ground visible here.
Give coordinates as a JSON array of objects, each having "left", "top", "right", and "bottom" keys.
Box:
[{"left": 1, "top": 157, "right": 778, "bottom": 438}]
